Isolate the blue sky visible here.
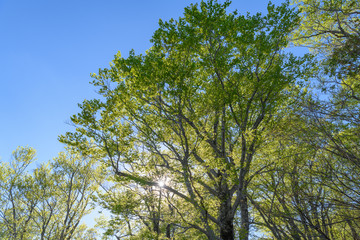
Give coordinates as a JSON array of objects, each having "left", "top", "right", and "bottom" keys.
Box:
[{"left": 0, "top": 0, "right": 286, "bottom": 164}]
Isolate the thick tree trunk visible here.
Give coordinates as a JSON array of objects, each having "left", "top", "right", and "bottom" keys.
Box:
[
  {"left": 220, "top": 216, "right": 234, "bottom": 240},
  {"left": 219, "top": 186, "right": 235, "bottom": 240},
  {"left": 240, "top": 194, "right": 249, "bottom": 240}
]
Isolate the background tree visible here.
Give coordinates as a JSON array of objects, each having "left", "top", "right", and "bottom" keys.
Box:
[
  {"left": 0, "top": 147, "right": 37, "bottom": 240},
  {"left": 250, "top": 112, "right": 360, "bottom": 239},
  {"left": 293, "top": 0, "right": 360, "bottom": 79},
  {"left": 0, "top": 147, "right": 99, "bottom": 240},
  {"left": 245, "top": 0, "right": 360, "bottom": 238}
]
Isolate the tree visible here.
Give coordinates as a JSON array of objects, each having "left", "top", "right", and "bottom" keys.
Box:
[
  {"left": 296, "top": 0, "right": 360, "bottom": 214},
  {"left": 60, "top": 1, "right": 310, "bottom": 239},
  {"left": 249, "top": 111, "right": 360, "bottom": 239},
  {"left": 246, "top": 1, "right": 360, "bottom": 238},
  {"left": 0, "top": 147, "right": 37, "bottom": 240},
  {"left": 0, "top": 147, "right": 99, "bottom": 240},
  {"left": 293, "top": 0, "right": 360, "bottom": 80}
]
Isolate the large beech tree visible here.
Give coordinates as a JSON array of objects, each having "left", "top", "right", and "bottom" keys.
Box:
[{"left": 61, "top": 1, "right": 310, "bottom": 239}]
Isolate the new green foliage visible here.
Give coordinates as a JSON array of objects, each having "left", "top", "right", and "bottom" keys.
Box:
[
  {"left": 61, "top": 1, "right": 311, "bottom": 239},
  {"left": 0, "top": 147, "right": 99, "bottom": 240}
]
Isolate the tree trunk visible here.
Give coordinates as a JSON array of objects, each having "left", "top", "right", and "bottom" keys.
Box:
[
  {"left": 219, "top": 185, "right": 235, "bottom": 240},
  {"left": 220, "top": 216, "right": 234, "bottom": 240},
  {"left": 240, "top": 194, "right": 249, "bottom": 240},
  {"left": 166, "top": 223, "right": 171, "bottom": 239}
]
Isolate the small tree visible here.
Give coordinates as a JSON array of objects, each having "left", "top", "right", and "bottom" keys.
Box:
[{"left": 0, "top": 147, "right": 99, "bottom": 240}]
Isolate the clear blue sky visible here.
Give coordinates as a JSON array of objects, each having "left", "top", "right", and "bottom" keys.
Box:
[{"left": 0, "top": 0, "right": 286, "bottom": 164}]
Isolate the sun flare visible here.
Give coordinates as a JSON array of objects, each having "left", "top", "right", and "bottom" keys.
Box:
[{"left": 158, "top": 181, "right": 165, "bottom": 187}]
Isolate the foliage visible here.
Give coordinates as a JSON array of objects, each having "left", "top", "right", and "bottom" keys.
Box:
[
  {"left": 60, "top": 1, "right": 311, "bottom": 239},
  {"left": 293, "top": 0, "right": 360, "bottom": 93},
  {"left": 2, "top": 0, "right": 359, "bottom": 239},
  {"left": 0, "top": 147, "right": 99, "bottom": 240},
  {"left": 247, "top": 0, "right": 360, "bottom": 239}
]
